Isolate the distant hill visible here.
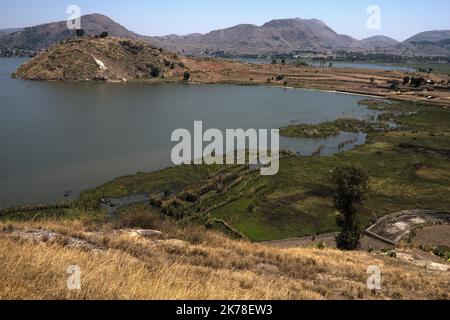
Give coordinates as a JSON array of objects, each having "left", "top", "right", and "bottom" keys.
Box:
[
  {"left": 150, "top": 18, "right": 361, "bottom": 55},
  {"left": 0, "top": 14, "right": 139, "bottom": 50},
  {"left": 360, "top": 35, "right": 399, "bottom": 48},
  {"left": 1, "top": 14, "right": 450, "bottom": 57},
  {"left": 405, "top": 30, "right": 450, "bottom": 43}
]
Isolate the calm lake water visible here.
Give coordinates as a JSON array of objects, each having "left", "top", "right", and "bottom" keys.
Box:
[{"left": 0, "top": 58, "right": 378, "bottom": 208}]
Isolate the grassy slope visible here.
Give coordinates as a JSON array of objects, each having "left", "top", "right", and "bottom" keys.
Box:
[{"left": 1, "top": 215, "right": 449, "bottom": 300}]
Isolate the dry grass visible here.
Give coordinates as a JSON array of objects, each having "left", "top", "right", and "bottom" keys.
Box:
[{"left": 0, "top": 210, "right": 449, "bottom": 300}]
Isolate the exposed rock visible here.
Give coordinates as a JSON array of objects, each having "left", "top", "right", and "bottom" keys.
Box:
[
  {"left": 127, "top": 229, "right": 168, "bottom": 239},
  {"left": 8, "top": 229, "right": 104, "bottom": 251}
]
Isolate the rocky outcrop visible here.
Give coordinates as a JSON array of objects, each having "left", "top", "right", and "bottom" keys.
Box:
[{"left": 14, "top": 37, "right": 188, "bottom": 82}]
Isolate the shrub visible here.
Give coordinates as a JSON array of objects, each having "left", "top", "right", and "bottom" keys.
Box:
[
  {"left": 112, "top": 209, "right": 159, "bottom": 229},
  {"left": 150, "top": 66, "right": 160, "bottom": 78},
  {"left": 316, "top": 241, "right": 326, "bottom": 250},
  {"left": 183, "top": 71, "right": 191, "bottom": 81},
  {"left": 75, "top": 29, "right": 85, "bottom": 37},
  {"left": 276, "top": 74, "right": 284, "bottom": 81},
  {"left": 433, "top": 246, "right": 450, "bottom": 261},
  {"left": 403, "top": 76, "right": 410, "bottom": 85},
  {"left": 99, "top": 31, "right": 109, "bottom": 38},
  {"left": 410, "top": 77, "right": 425, "bottom": 88}
]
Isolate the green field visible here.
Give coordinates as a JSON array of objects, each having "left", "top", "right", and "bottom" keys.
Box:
[{"left": 2, "top": 100, "right": 450, "bottom": 242}]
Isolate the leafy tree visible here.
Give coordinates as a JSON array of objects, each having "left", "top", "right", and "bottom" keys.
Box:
[
  {"left": 331, "top": 164, "right": 369, "bottom": 250},
  {"left": 281, "top": 58, "right": 286, "bottom": 65},
  {"left": 271, "top": 59, "right": 277, "bottom": 64},
  {"left": 75, "top": 29, "right": 85, "bottom": 37}
]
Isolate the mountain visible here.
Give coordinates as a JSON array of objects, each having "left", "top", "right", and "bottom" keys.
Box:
[
  {"left": 0, "top": 14, "right": 139, "bottom": 50},
  {"left": 360, "top": 35, "right": 399, "bottom": 48},
  {"left": 405, "top": 30, "right": 450, "bottom": 43},
  {"left": 149, "top": 18, "right": 360, "bottom": 55},
  {"left": 2, "top": 14, "right": 450, "bottom": 57}
]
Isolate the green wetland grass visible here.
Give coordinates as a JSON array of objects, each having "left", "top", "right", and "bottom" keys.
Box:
[{"left": 2, "top": 100, "right": 450, "bottom": 242}]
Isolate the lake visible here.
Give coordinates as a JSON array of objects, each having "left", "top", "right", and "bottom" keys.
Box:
[{"left": 0, "top": 58, "right": 378, "bottom": 208}]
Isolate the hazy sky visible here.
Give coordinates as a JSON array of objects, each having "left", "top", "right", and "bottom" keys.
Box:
[{"left": 1, "top": 0, "right": 450, "bottom": 41}]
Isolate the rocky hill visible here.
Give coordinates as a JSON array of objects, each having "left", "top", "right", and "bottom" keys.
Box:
[
  {"left": 0, "top": 14, "right": 139, "bottom": 51},
  {"left": 360, "top": 35, "right": 399, "bottom": 48},
  {"left": 14, "top": 37, "right": 187, "bottom": 82},
  {"left": 405, "top": 30, "right": 450, "bottom": 43}
]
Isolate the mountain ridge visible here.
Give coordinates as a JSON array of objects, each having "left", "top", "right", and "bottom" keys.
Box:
[{"left": 1, "top": 14, "right": 449, "bottom": 57}]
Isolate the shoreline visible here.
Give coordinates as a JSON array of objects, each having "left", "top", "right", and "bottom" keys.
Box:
[{"left": 15, "top": 74, "right": 449, "bottom": 106}]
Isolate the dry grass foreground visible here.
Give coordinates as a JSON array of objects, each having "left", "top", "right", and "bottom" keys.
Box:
[{"left": 0, "top": 209, "right": 449, "bottom": 300}]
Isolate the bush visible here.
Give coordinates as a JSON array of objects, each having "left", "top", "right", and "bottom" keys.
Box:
[
  {"left": 316, "top": 241, "right": 326, "bottom": 250},
  {"left": 403, "top": 76, "right": 410, "bottom": 85},
  {"left": 276, "top": 74, "right": 284, "bottom": 81},
  {"left": 112, "top": 209, "right": 159, "bottom": 229},
  {"left": 99, "top": 31, "right": 109, "bottom": 38},
  {"left": 183, "top": 71, "right": 191, "bottom": 81},
  {"left": 75, "top": 29, "right": 85, "bottom": 37},
  {"left": 150, "top": 66, "right": 160, "bottom": 78},
  {"left": 433, "top": 246, "right": 450, "bottom": 261},
  {"left": 388, "top": 80, "right": 400, "bottom": 90},
  {"left": 410, "top": 77, "right": 425, "bottom": 88}
]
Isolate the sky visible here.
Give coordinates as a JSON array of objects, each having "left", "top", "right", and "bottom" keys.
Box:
[{"left": 1, "top": 0, "right": 450, "bottom": 41}]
